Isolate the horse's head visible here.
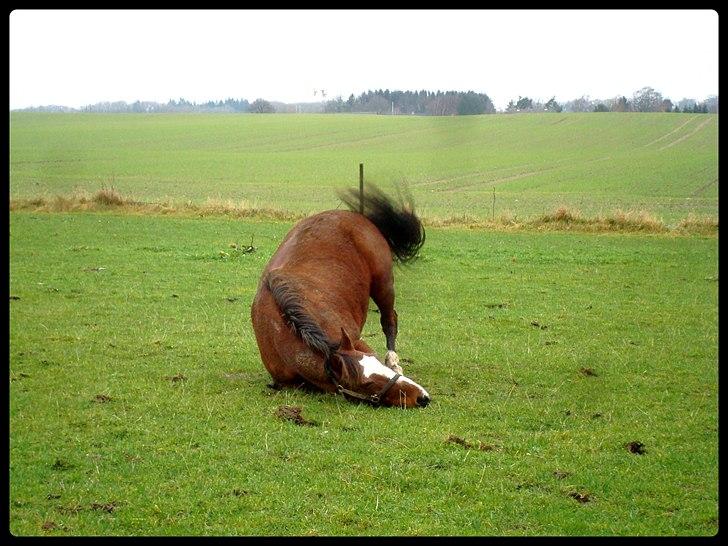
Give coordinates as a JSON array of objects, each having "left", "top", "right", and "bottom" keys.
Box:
[{"left": 327, "top": 328, "right": 430, "bottom": 408}]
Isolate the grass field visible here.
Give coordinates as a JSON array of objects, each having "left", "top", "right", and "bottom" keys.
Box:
[
  {"left": 9, "top": 211, "right": 718, "bottom": 536},
  {"left": 9, "top": 112, "right": 718, "bottom": 223}
]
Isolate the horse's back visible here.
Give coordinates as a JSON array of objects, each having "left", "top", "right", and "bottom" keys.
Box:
[{"left": 264, "top": 210, "right": 390, "bottom": 276}]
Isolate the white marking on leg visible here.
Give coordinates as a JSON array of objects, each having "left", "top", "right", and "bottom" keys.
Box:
[{"left": 384, "top": 351, "right": 403, "bottom": 374}]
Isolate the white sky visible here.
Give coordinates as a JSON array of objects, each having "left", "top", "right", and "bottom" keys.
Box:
[{"left": 9, "top": 9, "right": 719, "bottom": 111}]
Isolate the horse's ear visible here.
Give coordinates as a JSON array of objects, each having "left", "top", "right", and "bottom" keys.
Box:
[{"left": 339, "top": 327, "right": 355, "bottom": 352}]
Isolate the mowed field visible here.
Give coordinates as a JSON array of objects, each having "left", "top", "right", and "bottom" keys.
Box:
[
  {"left": 9, "top": 112, "right": 718, "bottom": 223},
  {"left": 9, "top": 112, "right": 718, "bottom": 536}
]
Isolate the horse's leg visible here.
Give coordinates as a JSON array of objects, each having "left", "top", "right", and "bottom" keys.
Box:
[{"left": 371, "top": 274, "right": 403, "bottom": 374}]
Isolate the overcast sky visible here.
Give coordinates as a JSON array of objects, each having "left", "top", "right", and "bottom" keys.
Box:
[{"left": 9, "top": 9, "right": 719, "bottom": 111}]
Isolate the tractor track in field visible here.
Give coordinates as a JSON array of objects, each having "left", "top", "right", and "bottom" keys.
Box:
[
  {"left": 644, "top": 116, "right": 699, "bottom": 147},
  {"left": 426, "top": 155, "right": 612, "bottom": 193},
  {"left": 437, "top": 166, "right": 561, "bottom": 193},
  {"left": 691, "top": 178, "right": 718, "bottom": 197},
  {"left": 412, "top": 164, "right": 534, "bottom": 189},
  {"left": 657, "top": 117, "right": 713, "bottom": 151},
  {"left": 273, "top": 127, "right": 437, "bottom": 152}
]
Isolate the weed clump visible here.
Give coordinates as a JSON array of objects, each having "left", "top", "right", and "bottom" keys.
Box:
[
  {"left": 92, "top": 187, "right": 127, "bottom": 206},
  {"left": 675, "top": 214, "right": 718, "bottom": 235}
]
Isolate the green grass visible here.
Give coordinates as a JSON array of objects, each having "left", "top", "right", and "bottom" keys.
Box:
[
  {"left": 9, "top": 112, "right": 718, "bottom": 223},
  {"left": 9, "top": 211, "right": 718, "bottom": 536}
]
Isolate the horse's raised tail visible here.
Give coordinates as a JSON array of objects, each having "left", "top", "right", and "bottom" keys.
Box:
[{"left": 338, "top": 183, "right": 425, "bottom": 264}]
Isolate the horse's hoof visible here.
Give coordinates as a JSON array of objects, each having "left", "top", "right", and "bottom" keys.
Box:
[{"left": 385, "top": 351, "right": 403, "bottom": 374}]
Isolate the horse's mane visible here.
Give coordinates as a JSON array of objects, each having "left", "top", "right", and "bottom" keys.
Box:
[
  {"left": 266, "top": 273, "right": 366, "bottom": 383},
  {"left": 338, "top": 183, "right": 425, "bottom": 264},
  {"left": 266, "top": 272, "right": 339, "bottom": 359}
]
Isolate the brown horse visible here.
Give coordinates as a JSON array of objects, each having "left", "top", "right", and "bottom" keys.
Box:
[{"left": 251, "top": 185, "right": 430, "bottom": 408}]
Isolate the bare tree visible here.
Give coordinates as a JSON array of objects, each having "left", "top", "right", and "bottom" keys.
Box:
[
  {"left": 250, "top": 98, "right": 275, "bottom": 113},
  {"left": 631, "top": 87, "right": 663, "bottom": 112},
  {"left": 564, "top": 96, "right": 593, "bottom": 112}
]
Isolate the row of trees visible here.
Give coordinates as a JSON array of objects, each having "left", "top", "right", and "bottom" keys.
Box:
[
  {"left": 507, "top": 88, "right": 718, "bottom": 114},
  {"left": 323, "top": 89, "right": 496, "bottom": 115},
  {"left": 77, "top": 97, "right": 253, "bottom": 113},
  {"left": 16, "top": 88, "right": 717, "bottom": 115}
]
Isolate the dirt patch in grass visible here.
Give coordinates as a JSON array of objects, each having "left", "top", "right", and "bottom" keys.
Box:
[
  {"left": 579, "top": 367, "right": 598, "bottom": 377},
  {"left": 41, "top": 521, "right": 59, "bottom": 531},
  {"left": 626, "top": 441, "right": 647, "bottom": 455},
  {"left": 164, "top": 373, "right": 187, "bottom": 383},
  {"left": 93, "top": 394, "right": 112, "bottom": 403},
  {"left": 56, "top": 504, "right": 84, "bottom": 515},
  {"left": 51, "top": 459, "right": 74, "bottom": 471},
  {"left": 91, "top": 502, "right": 118, "bottom": 513},
  {"left": 446, "top": 434, "right": 497, "bottom": 451},
  {"left": 569, "top": 491, "right": 592, "bottom": 503},
  {"left": 275, "top": 405, "right": 318, "bottom": 427},
  {"left": 57, "top": 502, "right": 118, "bottom": 515}
]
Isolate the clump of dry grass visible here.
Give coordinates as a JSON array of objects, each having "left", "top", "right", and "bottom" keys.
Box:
[
  {"left": 598, "top": 209, "right": 667, "bottom": 233},
  {"left": 675, "top": 214, "right": 719, "bottom": 235},
  {"left": 529, "top": 206, "right": 668, "bottom": 233},
  {"left": 92, "top": 186, "right": 128, "bottom": 207},
  {"left": 10, "top": 188, "right": 300, "bottom": 221},
  {"left": 424, "top": 210, "right": 521, "bottom": 229},
  {"left": 541, "top": 205, "right": 583, "bottom": 224}
]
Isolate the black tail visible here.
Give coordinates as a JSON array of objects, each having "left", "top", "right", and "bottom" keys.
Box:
[
  {"left": 266, "top": 272, "right": 339, "bottom": 359},
  {"left": 338, "top": 183, "right": 425, "bottom": 263}
]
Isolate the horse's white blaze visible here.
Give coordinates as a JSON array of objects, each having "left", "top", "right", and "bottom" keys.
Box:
[
  {"left": 358, "top": 355, "right": 429, "bottom": 398},
  {"left": 359, "top": 355, "right": 395, "bottom": 378}
]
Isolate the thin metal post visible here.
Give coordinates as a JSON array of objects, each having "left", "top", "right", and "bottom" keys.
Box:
[
  {"left": 492, "top": 187, "right": 495, "bottom": 221},
  {"left": 359, "top": 163, "right": 364, "bottom": 214}
]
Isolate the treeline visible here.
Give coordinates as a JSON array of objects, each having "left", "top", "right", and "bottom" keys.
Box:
[
  {"left": 508, "top": 87, "right": 718, "bottom": 114},
  {"left": 323, "top": 90, "right": 496, "bottom": 115},
  {"left": 14, "top": 87, "right": 717, "bottom": 114},
  {"left": 78, "top": 97, "right": 252, "bottom": 113}
]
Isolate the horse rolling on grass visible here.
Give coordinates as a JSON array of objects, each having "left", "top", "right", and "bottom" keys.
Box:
[{"left": 251, "top": 185, "right": 431, "bottom": 408}]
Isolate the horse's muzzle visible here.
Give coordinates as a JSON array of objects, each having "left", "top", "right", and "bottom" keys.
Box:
[{"left": 416, "top": 395, "right": 431, "bottom": 408}]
